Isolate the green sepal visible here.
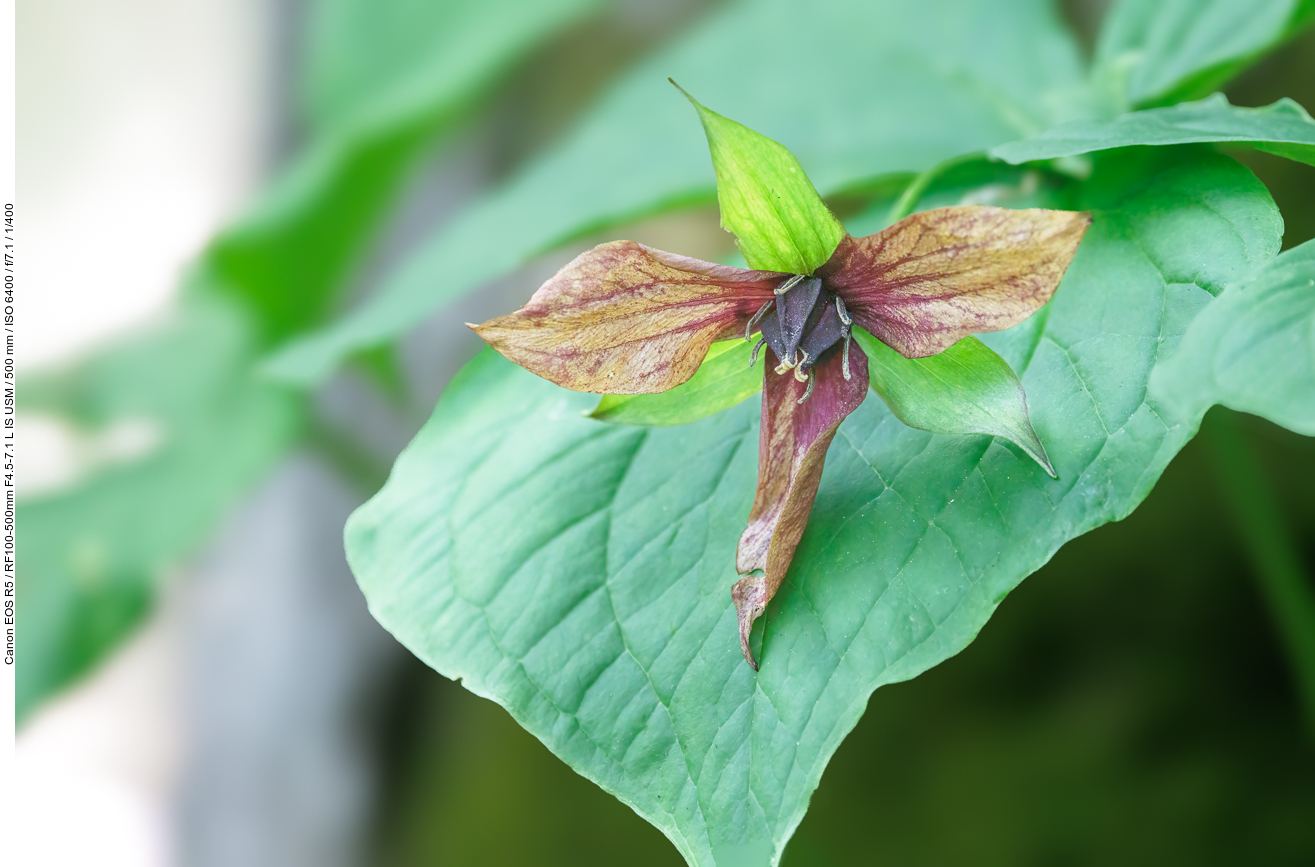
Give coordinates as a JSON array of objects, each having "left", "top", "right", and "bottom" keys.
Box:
[
  {"left": 853, "top": 329, "right": 1056, "bottom": 477},
  {"left": 588, "top": 339, "right": 762, "bottom": 427},
  {"left": 674, "top": 82, "right": 846, "bottom": 275}
]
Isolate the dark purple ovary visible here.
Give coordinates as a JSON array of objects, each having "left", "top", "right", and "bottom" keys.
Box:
[{"left": 757, "top": 276, "right": 851, "bottom": 372}]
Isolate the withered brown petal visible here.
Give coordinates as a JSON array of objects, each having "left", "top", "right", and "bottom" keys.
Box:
[
  {"left": 471, "top": 240, "right": 784, "bottom": 394},
  {"left": 734, "top": 342, "right": 869, "bottom": 670},
  {"left": 818, "top": 206, "right": 1091, "bottom": 358}
]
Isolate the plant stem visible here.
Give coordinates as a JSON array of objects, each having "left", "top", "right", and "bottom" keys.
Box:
[
  {"left": 305, "top": 419, "right": 393, "bottom": 499},
  {"left": 885, "top": 152, "right": 985, "bottom": 224},
  {"left": 1204, "top": 411, "right": 1315, "bottom": 739}
]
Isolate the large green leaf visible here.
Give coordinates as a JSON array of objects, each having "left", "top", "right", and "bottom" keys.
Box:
[
  {"left": 992, "top": 94, "right": 1315, "bottom": 166},
  {"left": 1094, "top": 0, "right": 1306, "bottom": 109},
  {"left": 267, "top": 0, "right": 1085, "bottom": 384},
  {"left": 346, "top": 151, "right": 1282, "bottom": 866},
  {"left": 1151, "top": 239, "right": 1315, "bottom": 436},
  {"left": 17, "top": 288, "right": 301, "bottom": 718}
]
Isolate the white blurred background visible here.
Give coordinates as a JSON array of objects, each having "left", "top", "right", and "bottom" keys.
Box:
[{"left": 18, "top": 2, "right": 269, "bottom": 864}]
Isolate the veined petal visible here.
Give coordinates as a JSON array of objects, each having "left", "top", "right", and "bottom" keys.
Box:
[
  {"left": 818, "top": 206, "right": 1091, "bottom": 358},
  {"left": 734, "top": 343, "right": 869, "bottom": 669},
  {"left": 471, "top": 240, "right": 783, "bottom": 393}
]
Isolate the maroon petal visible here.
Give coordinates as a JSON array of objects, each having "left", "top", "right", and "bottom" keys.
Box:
[
  {"left": 818, "top": 206, "right": 1090, "bottom": 357},
  {"left": 734, "top": 342, "right": 869, "bottom": 669},
  {"left": 472, "top": 241, "right": 785, "bottom": 394}
]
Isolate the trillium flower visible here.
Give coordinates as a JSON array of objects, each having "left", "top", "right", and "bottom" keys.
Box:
[{"left": 472, "top": 87, "right": 1089, "bottom": 669}]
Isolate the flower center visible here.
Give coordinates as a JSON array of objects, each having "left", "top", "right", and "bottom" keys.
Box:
[{"left": 746, "top": 275, "right": 853, "bottom": 402}]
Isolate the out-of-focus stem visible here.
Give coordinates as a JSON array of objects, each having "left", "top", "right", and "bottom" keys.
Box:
[
  {"left": 1205, "top": 411, "right": 1315, "bottom": 739},
  {"left": 305, "top": 420, "right": 392, "bottom": 499},
  {"left": 885, "top": 152, "right": 983, "bottom": 224}
]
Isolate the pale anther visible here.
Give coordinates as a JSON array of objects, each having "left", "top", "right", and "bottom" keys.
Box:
[{"left": 792, "top": 350, "right": 810, "bottom": 382}]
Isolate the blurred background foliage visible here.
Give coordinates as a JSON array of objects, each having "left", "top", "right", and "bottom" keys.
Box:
[{"left": 19, "top": 0, "right": 1315, "bottom": 863}]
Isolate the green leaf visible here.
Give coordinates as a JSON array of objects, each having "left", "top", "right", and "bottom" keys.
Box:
[
  {"left": 346, "top": 150, "right": 1282, "bottom": 865},
  {"left": 212, "top": 0, "right": 604, "bottom": 340},
  {"left": 992, "top": 94, "right": 1315, "bottom": 166},
  {"left": 265, "top": 0, "right": 1085, "bottom": 385},
  {"left": 1150, "top": 239, "right": 1315, "bottom": 436},
  {"left": 675, "top": 85, "right": 845, "bottom": 275},
  {"left": 1094, "top": 0, "right": 1305, "bottom": 108},
  {"left": 589, "top": 340, "right": 763, "bottom": 427},
  {"left": 852, "top": 332, "right": 1054, "bottom": 477},
  {"left": 302, "top": 0, "right": 598, "bottom": 133},
  {"left": 17, "top": 289, "right": 301, "bottom": 719}
]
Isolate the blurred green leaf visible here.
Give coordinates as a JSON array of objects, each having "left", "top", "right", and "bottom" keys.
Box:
[
  {"left": 213, "top": 0, "right": 606, "bottom": 340},
  {"left": 993, "top": 94, "right": 1315, "bottom": 166},
  {"left": 17, "top": 288, "right": 301, "bottom": 718},
  {"left": 18, "top": 0, "right": 605, "bottom": 717},
  {"left": 589, "top": 340, "right": 763, "bottom": 427},
  {"left": 677, "top": 86, "right": 846, "bottom": 274},
  {"left": 303, "top": 0, "right": 597, "bottom": 133},
  {"left": 267, "top": 0, "right": 1085, "bottom": 385},
  {"left": 1151, "top": 239, "right": 1315, "bottom": 436},
  {"left": 345, "top": 151, "right": 1281, "bottom": 865},
  {"left": 854, "top": 332, "right": 1054, "bottom": 477},
  {"left": 1094, "top": 0, "right": 1308, "bottom": 109}
]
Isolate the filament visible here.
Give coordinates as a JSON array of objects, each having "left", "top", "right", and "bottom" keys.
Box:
[
  {"left": 745, "top": 299, "right": 775, "bottom": 340},
  {"left": 797, "top": 369, "right": 816, "bottom": 404},
  {"left": 773, "top": 274, "right": 805, "bottom": 296}
]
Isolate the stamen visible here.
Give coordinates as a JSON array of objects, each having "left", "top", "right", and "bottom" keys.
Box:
[
  {"left": 835, "top": 295, "right": 852, "bottom": 326},
  {"left": 774, "top": 358, "right": 792, "bottom": 376},
  {"left": 793, "top": 349, "right": 810, "bottom": 382},
  {"left": 841, "top": 330, "right": 852, "bottom": 380},
  {"left": 797, "top": 369, "right": 815, "bottom": 404},
  {"left": 745, "top": 299, "right": 774, "bottom": 340},
  {"left": 773, "top": 274, "right": 805, "bottom": 296},
  {"left": 749, "top": 335, "right": 767, "bottom": 367}
]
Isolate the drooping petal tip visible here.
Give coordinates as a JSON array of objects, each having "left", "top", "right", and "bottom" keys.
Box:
[
  {"left": 731, "top": 574, "right": 767, "bottom": 670},
  {"left": 734, "top": 343, "right": 870, "bottom": 669}
]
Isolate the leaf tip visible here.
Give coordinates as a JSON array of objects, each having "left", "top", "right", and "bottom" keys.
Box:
[
  {"left": 1019, "top": 419, "right": 1057, "bottom": 479},
  {"left": 670, "top": 78, "right": 715, "bottom": 123},
  {"left": 1018, "top": 441, "right": 1057, "bottom": 478}
]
